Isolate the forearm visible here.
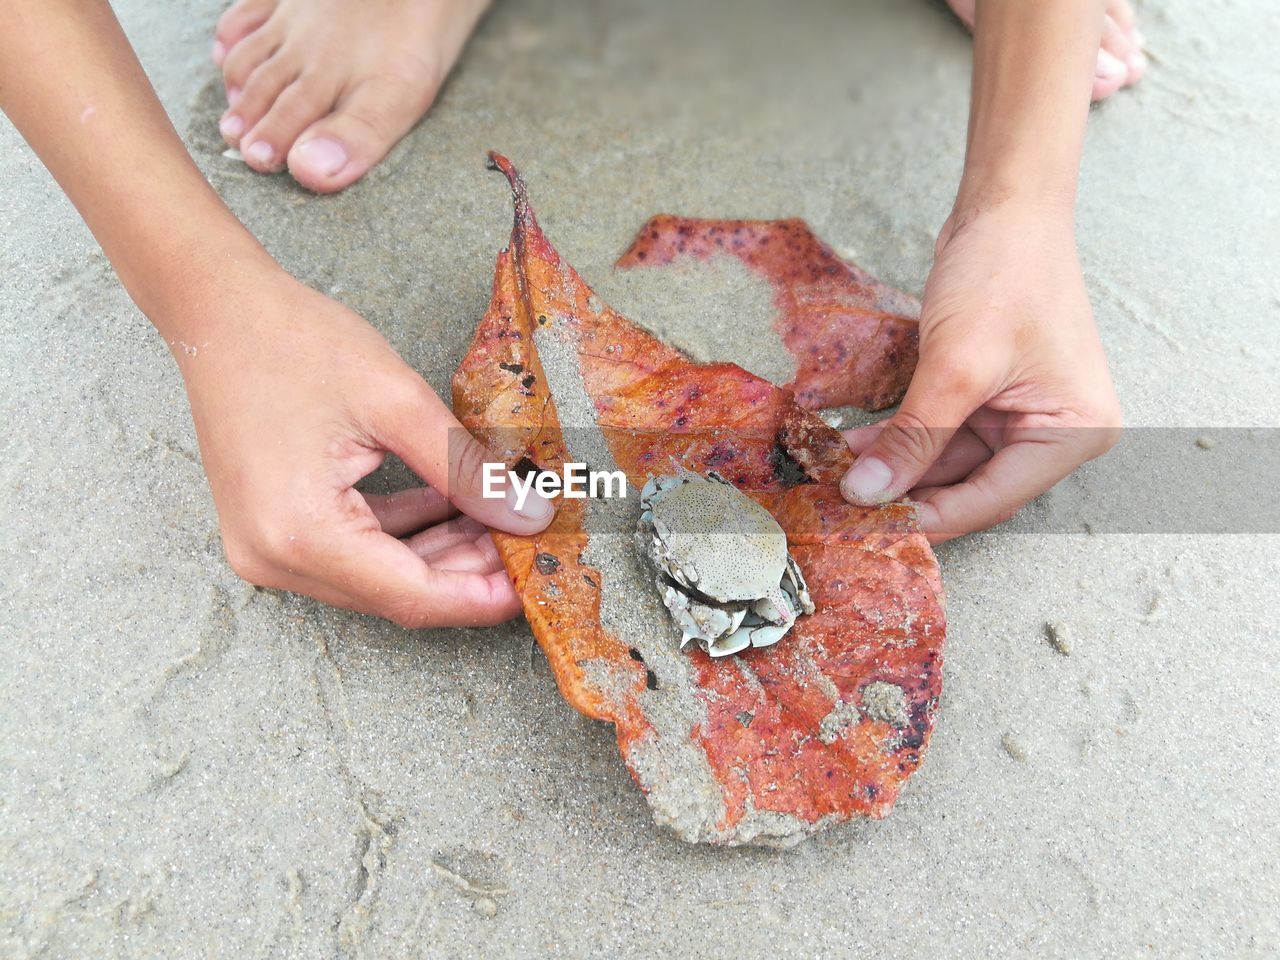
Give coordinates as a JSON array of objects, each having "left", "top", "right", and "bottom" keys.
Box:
[
  {"left": 0, "top": 1, "right": 278, "bottom": 340},
  {"left": 957, "top": 0, "right": 1108, "bottom": 218}
]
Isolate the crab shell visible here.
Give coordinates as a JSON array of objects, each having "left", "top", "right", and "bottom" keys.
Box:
[{"left": 636, "top": 470, "right": 815, "bottom": 657}]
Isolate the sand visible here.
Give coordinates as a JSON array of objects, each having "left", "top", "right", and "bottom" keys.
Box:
[{"left": 1, "top": 0, "right": 1278, "bottom": 956}]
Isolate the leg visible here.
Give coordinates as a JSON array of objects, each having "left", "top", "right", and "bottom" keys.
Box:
[
  {"left": 213, "top": 0, "right": 489, "bottom": 193},
  {"left": 945, "top": 0, "right": 1146, "bottom": 101}
]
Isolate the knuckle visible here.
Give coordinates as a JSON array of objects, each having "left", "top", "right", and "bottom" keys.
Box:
[
  {"left": 248, "top": 57, "right": 292, "bottom": 95},
  {"left": 991, "top": 492, "right": 1022, "bottom": 526},
  {"left": 345, "top": 107, "right": 396, "bottom": 143},
  {"left": 381, "top": 55, "right": 443, "bottom": 103},
  {"left": 221, "top": 41, "right": 263, "bottom": 81},
  {"left": 450, "top": 437, "right": 491, "bottom": 497},
  {"left": 881, "top": 408, "right": 945, "bottom": 465},
  {"left": 382, "top": 598, "right": 432, "bottom": 630},
  {"left": 279, "top": 85, "right": 326, "bottom": 120},
  {"left": 1093, "top": 420, "right": 1124, "bottom": 457},
  {"left": 389, "top": 376, "right": 433, "bottom": 416},
  {"left": 1075, "top": 398, "right": 1124, "bottom": 457},
  {"left": 223, "top": 536, "right": 269, "bottom": 585},
  {"left": 928, "top": 356, "right": 983, "bottom": 398},
  {"left": 972, "top": 480, "right": 1022, "bottom": 529},
  {"left": 251, "top": 516, "right": 311, "bottom": 570},
  {"left": 374, "top": 377, "right": 430, "bottom": 434}
]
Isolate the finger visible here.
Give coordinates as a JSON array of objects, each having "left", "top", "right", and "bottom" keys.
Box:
[
  {"left": 912, "top": 436, "right": 1086, "bottom": 543},
  {"left": 462, "top": 531, "right": 503, "bottom": 571},
  {"left": 375, "top": 382, "right": 555, "bottom": 535},
  {"left": 840, "top": 353, "right": 988, "bottom": 506},
  {"left": 421, "top": 537, "right": 508, "bottom": 576},
  {"left": 844, "top": 422, "right": 993, "bottom": 489},
  {"left": 272, "top": 524, "right": 523, "bottom": 627},
  {"left": 402, "top": 514, "right": 487, "bottom": 560},
  {"left": 840, "top": 422, "right": 882, "bottom": 455},
  {"left": 362, "top": 486, "right": 455, "bottom": 537},
  {"left": 913, "top": 427, "right": 993, "bottom": 489}
]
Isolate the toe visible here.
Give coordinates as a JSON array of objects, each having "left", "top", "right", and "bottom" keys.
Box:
[
  {"left": 241, "top": 76, "right": 341, "bottom": 174},
  {"left": 1107, "top": 0, "right": 1138, "bottom": 39},
  {"left": 214, "top": 0, "right": 276, "bottom": 66},
  {"left": 1092, "top": 48, "right": 1129, "bottom": 101},
  {"left": 1093, "top": 15, "right": 1144, "bottom": 100},
  {"left": 221, "top": 53, "right": 296, "bottom": 150},
  {"left": 1101, "top": 13, "right": 1147, "bottom": 88},
  {"left": 220, "top": 22, "right": 280, "bottom": 100},
  {"left": 287, "top": 72, "right": 440, "bottom": 193}
]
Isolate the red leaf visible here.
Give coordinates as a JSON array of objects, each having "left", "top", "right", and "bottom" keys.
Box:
[
  {"left": 617, "top": 215, "right": 920, "bottom": 411},
  {"left": 452, "top": 154, "right": 945, "bottom": 845}
]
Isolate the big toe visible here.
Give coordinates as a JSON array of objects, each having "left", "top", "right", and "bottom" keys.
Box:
[
  {"left": 289, "top": 136, "right": 358, "bottom": 190},
  {"left": 286, "top": 75, "right": 437, "bottom": 193}
]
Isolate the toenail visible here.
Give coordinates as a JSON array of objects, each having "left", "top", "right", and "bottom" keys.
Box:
[
  {"left": 212, "top": 40, "right": 226, "bottom": 65},
  {"left": 1131, "top": 28, "right": 1146, "bottom": 48},
  {"left": 1095, "top": 49, "right": 1127, "bottom": 80},
  {"left": 219, "top": 114, "right": 244, "bottom": 138},
  {"left": 294, "top": 137, "right": 349, "bottom": 177},
  {"left": 227, "top": 85, "right": 241, "bottom": 105},
  {"left": 246, "top": 141, "right": 275, "bottom": 165},
  {"left": 1127, "top": 51, "right": 1148, "bottom": 73}
]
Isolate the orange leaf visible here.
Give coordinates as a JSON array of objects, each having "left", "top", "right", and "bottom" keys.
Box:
[{"left": 452, "top": 154, "right": 945, "bottom": 845}]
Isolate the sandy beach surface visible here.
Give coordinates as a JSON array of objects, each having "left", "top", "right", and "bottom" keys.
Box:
[{"left": 2, "top": 0, "right": 1277, "bottom": 956}]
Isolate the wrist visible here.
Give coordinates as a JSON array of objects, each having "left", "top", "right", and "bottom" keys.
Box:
[
  {"left": 936, "top": 188, "right": 1078, "bottom": 263},
  {"left": 126, "top": 220, "right": 285, "bottom": 346},
  {"left": 957, "top": 160, "right": 1075, "bottom": 224},
  {"left": 949, "top": 167, "right": 1077, "bottom": 234}
]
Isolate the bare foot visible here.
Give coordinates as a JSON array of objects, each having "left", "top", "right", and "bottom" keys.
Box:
[
  {"left": 945, "top": 0, "right": 1147, "bottom": 101},
  {"left": 212, "top": 0, "right": 489, "bottom": 192}
]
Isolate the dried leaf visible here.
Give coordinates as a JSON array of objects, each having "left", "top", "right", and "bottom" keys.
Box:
[
  {"left": 617, "top": 215, "right": 920, "bottom": 411},
  {"left": 452, "top": 155, "right": 945, "bottom": 845}
]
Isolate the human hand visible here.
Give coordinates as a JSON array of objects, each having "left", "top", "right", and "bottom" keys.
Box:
[
  {"left": 840, "top": 204, "right": 1122, "bottom": 542},
  {"left": 171, "top": 267, "right": 553, "bottom": 626}
]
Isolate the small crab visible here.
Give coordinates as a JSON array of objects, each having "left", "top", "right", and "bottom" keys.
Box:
[{"left": 636, "top": 470, "right": 815, "bottom": 657}]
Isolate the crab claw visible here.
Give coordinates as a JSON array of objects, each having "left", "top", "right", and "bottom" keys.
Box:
[
  {"left": 745, "top": 621, "right": 790, "bottom": 648},
  {"left": 753, "top": 588, "right": 795, "bottom": 626},
  {"left": 706, "top": 631, "right": 752, "bottom": 658}
]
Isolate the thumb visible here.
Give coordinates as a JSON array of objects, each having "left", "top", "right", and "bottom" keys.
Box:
[
  {"left": 445, "top": 425, "right": 558, "bottom": 533},
  {"left": 378, "top": 382, "right": 556, "bottom": 535},
  {"left": 840, "top": 359, "right": 983, "bottom": 505}
]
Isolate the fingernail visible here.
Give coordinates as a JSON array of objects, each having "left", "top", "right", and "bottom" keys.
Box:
[
  {"left": 294, "top": 137, "right": 348, "bottom": 176},
  {"left": 1096, "top": 49, "right": 1127, "bottom": 80},
  {"left": 219, "top": 113, "right": 244, "bottom": 138},
  {"left": 841, "top": 457, "right": 893, "bottom": 503},
  {"left": 212, "top": 40, "right": 226, "bottom": 65},
  {"left": 505, "top": 484, "right": 554, "bottom": 522},
  {"left": 245, "top": 140, "right": 274, "bottom": 165}
]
